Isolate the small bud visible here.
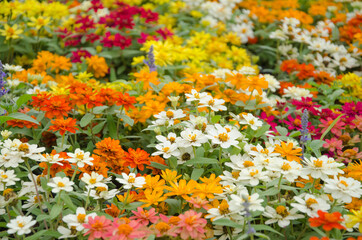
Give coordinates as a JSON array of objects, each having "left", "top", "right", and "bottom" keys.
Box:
[
  {"left": 1, "top": 130, "right": 12, "bottom": 139},
  {"left": 154, "top": 127, "right": 161, "bottom": 135}
]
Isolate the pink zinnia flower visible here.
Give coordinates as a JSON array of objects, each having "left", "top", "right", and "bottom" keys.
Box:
[
  {"left": 130, "top": 207, "right": 159, "bottom": 226},
  {"left": 187, "top": 197, "right": 210, "bottom": 210},
  {"left": 153, "top": 214, "right": 178, "bottom": 237},
  {"left": 176, "top": 210, "right": 207, "bottom": 240},
  {"left": 83, "top": 216, "right": 112, "bottom": 240},
  {"left": 291, "top": 97, "right": 321, "bottom": 116},
  {"left": 106, "top": 218, "right": 147, "bottom": 240},
  {"left": 319, "top": 117, "right": 345, "bottom": 137},
  {"left": 323, "top": 138, "right": 343, "bottom": 152}
]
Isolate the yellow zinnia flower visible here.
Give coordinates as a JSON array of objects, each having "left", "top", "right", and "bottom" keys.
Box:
[
  {"left": 0, "top": 24, "right": 23, "bottom": 41},
  {"left": 28, "top": 16, "right": 51, "bottom": 30},
  {"left": 346, "top": 206, "right": 362, "bottom": 233}
]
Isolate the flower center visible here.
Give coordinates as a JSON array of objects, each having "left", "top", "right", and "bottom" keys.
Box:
[
  {"left": 169, "top": 137, "right": 176, "bottom": 143},
  {"left": 208, "top": 99, "right": 215, "bottom": 106},
  {"left": 1, "top": 174, "right": 8, "bottom": 179},
  {"left": 17, "top": 221, "right": 24, "bottom": 228},
  {"left": 76, "top": 153, "right": 84, "bottom": 159},
  {"left": 276, "top": 206, "right": 289, "bottom": 217},
  {"left": 249, "top": 119, "right": 255, "bottom": 125},
  {"left": 34, "top": 195, "right": 43, "bottom": 203},
  {"left": 281, "top": 162, "right": 291, "bottom": 171},
  {"left": 232, "top": 171, "right": 240, "bottom": 179},
  {"left": 189, "top": 134, "right": 197, "bottom": 142},
  {"left": 218, "top": 133, "right": 229, "bottom": 142},
  {"left": 89, "top": 178, "right": 97, "bottom": 184},
  {"left": 162, "top": 147, "right": 170, "bottom": 153},
  {"left": 166, "top": 111, "right": 174, "bottom": 119},
  {"left": 243, "top": 161, "right": 254, "bottom": 167},
  {"left": 219, "top": 200, "right": 230, "bottom": 215},
  {"left": 57, "top": 182, "right": 65, "bottom": 187},
  {"left": 19, "top": 143, "right": 29, "bottom": 153},
  {"left": 77, "top": 213, "right": 86, "bottom": 223},
  {"left": 128, "top": 176, "right": 136, "bottom": 183},
  {"left": 306, "top": 198, "right": 318, "bottom": 208},
  {"left": 339, "top": 180, "right": 348, "bottom": 187},
  {"left": 155, "top": 222, "right": 171, "bottom": 233},
  {"left": 250, "top": 169, "right": 259, "bottom": 177},
  {"left": 91, "top": 221, "right": 105, "bottom": 231},
  {"left": 313, "top": 159, "right": 323, "bottom": 168}
]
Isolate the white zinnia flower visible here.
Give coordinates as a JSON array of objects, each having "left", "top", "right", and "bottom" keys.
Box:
[
  {"left": 179, "top": 129, "right": 208, "bottom": 147},
  {"left": 291, "top": 194, "right": 330, "bottom": 217},
  {"left": 63, "top": 207, "right": 97, "bottom": 231},
  {"left": 116, "top": 173, "right": 145, "bottom": 189},
  {"left": 67, "top": 149, "right": 93, "bottom": 168},
  {"left": 81, "top": 172, "right": 107, "bottom": 188},
  {"left": 153, "top": 141, "right": 180, "bottom": 159},
  {"left": 3, "top": 64, "right": 24, "bottom": 73},
  {"left": 185, "top": 89, "right": 210, "bottom": 103},
  {"left": 239, "top": 113, "right": 263, "bottom": 130},
  {"left": 302, "top": 156, "right": 344, "bottom": 181},
  {"left": 263, "top": 206, "right": 304, "bottom": 227},
  {"left": 47, "top": 177, "right": 74, "bottom": 193},
  {"left": 324, "top": 176, "right": 362, "bottom": 203},
  {"left": 206, "top": 124, "right": 241, "bottom": 149},
  {"left": 198, "top": 96, "right": 227, "bottom": 111},
  {"left": 7, "top": 216, "right": 36, "bottom": 235}
]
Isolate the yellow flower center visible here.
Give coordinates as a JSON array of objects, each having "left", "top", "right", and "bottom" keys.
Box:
[
  {"left": 261, "top": 149, "right": 269, "bottom": 155},
  {"left": 76, "top": 153, "right": 84, "bottom": 159},
  {"left": 313, "top": 159, "right": 323, "bottom": 168},
  {"left": 340, "top": 180, "right": 348, "bottom": 187},
  {"left": 232, "top": 171, "right": 240, "bottom": 179},
  {"left": 89, "top": 178, "right": 97, "bottom": 184},
  {"left": 306, "top": 198, "right": 318, "bottom": 208},
  {"left": 208, "top": 99, "right": 215, "bottom": 106},
  {"left": 166, "top": 110, "right": 174, "bottom": 119},
  {"left": 17, "top": 221, "right": 24, "bottom": 228},
  {"left": 19, "top": 143, "right": 29, "bottom": 153},
  {"left": 34, "top": 195, "right": 43, "bottom": 203},
  {"left": 162, "top": 147, "right": 170, "bottom": 153},
  {"left": 243, "top": 161, "right": 254, "bottom": 167},
  {"left": 1, "top": 174, "right": 8, "bottom": 179},
  {"left": 77, "top": 213, "right": 86, "bottom": 223},
  {"left": 57, "top": 182, "right": 65, "bottom": 187},
  {"left": 276, "top": 206, "right": 289, "bottom": 217},
  {"left": 219, "top": 200, "right": 230, "bottom": 215},
  {"left": 249, "top": 119, "right": 255, "bottom": 125},
  {"left": 189, "top": 134, "right": 197, "bottom": 142},
  {"left": 218, "top": 133, "right": 229, "bottom": 142},
  {"left": 96, "top": 187, "right": 107, "bottom": 194},
  {"left": 281, "top": 162, "right": 291, "bottom": 171},
  {"left": 250, "top": 169, "right": 259, "bottom": 177},
  {"left": 169, "top": 137, "right": 176, "bottom": 143},
  {"left": 155, "top": 222, "right": 171, "bottom": 234},
  {"left": 128, "top": 176, "right": 136, "bottom": 183}
]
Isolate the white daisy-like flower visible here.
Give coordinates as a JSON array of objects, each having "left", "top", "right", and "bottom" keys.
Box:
[
  {"left": 229, "top": 191, "right": 264, "bottom": 213},
  {"left": 7, "top": 79, "right": 20, "bottom": 87},
  {"left": 156, "top": 132, "right": 182, "bottom": 145},
  {"left": 116, "top": 173, "right": 146, "bottom": 189},
  {"left": 267, "top": 159, "right": 306, "bottom": 182},
  {"left": 185, "top": 89, "right": 210, "bottom": 103},
  {"left": 270, "top": 29, "right": 288, "bottom": 41},
  {"left": 261, "top": 74, "right": 280, "bottom": 92},
  {"left": 238, "top": 113, "right": 263, "bottom": 130},
  {"left": 184, "top": 115, "right": 208, "bottom": 132},
  {"left": 67, "top": 149, "right": 93, "bottom": 168},
  {"left": 7, "top": 215, "right": 36, "bottom": 236},
  {"left": 206, "top": 124, "right": 242, "bottom": 149},
  {"left": 283, "top": 86, "right": 312, "bottom": 100},
  {"left": 63, "top": 207, "right": 97, "bottom": 231},
  {"left": 57, "top": 226, "right": 77, "bottom": 239},
  {"left": 88, "top": 186, "right": 118, "bottom": 200},
  {"left": 81, "top": 172, "right": 107, "bottom": 189},
  {"left": 179, "top": 129, "right": 208, "bottom": 147},
  {"left": 0, "top": 169, "right": 20, "bottom": 190},
  {"left": 154, "top": 109, "right": 186, "bottom": 126},
  {"left": 199, "top": 96, "right": 227, "bottom": 112},
  {"left": 238, "top": 66, "right": 257, "bottom": 76},
  {"left": 47, "top": 177, "right": 74, "bottom": 193},
  {"left": 153, "top": 141, "right": 180, "bottom": 159},
  {"left": 291, "top": 194, "right": 330, "bottom": 217},
  {"left": 206, "top": 199, "right": 234, "bottom": 221},
  {"left": 302, "top": 155, "right": 344, "bottom": 181},
  {"left": 263, "top": 206, "right": 304, "bottom": 228},
  {"left": 37, "top": 153, "right": 64, "bottom": 166},
  {"left": 0, "top": 130, "right": 12, "bottom": 139},
  {"left": 3, "top": 64, "right": 24, "bottom": 73},
  {"left": 324, "top": 176, "right": 362, "bottom": 203},
  {"left": 22, "top": 194, "right": 47, "bottom": 209}
]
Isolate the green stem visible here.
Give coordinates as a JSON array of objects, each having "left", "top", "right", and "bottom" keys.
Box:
[
  {"left": 71, "top": 165, "right": 78, "bottom": 182},
  {"left": 61, "top": 134, "right": 65, "bottom": 149}
]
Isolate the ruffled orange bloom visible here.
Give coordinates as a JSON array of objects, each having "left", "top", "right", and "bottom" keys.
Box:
[
  {"left": 50, "top": 55, "right": 71, "bottom": 74},
  {"left": 105, "top": 204, "right": 121, "bottom": 218},
  {"left": 314, "top": 71, "right": 335, "bottom": 85},
  {"left": 7, "top": 116, "right": 39, "bottom": 129},
  {"left": 94, "top": 138, "right": 128, "bottom": 173},
  {"left": 274, "top": 142, "right": 302, "bottom": 163},
  {"left": 143, "top": 100, "right": 167, "bottom": 116},
  {"left": 86, "top": 55, "right": 109, "bottom": 78},
  {"left": 309, "top": 210, "right": 346, "bottom": 231},
  {"left": 280, "top": 59, "right": 300, "bottom": 73},
  {"left": 68, "top": 81, "right": 93, "bottom": 106},
  {"left": 40, "top": 95, "right": 73, "bottom": 119},
  {"left": 161, "top": 82, "right": 186, "bottom": 96},
  {"left": 122, "top": 148, "right": 150, "bottom": 171},
  {"left": 344, "top": 161, "right": 362, "bottom": 181},
  {"left": 127, "top": 107, "right": 152, "bottom": 124},
  {"left": 79, "top": 155, "right": 109, "bottom": 178},
  {"left": 49, "top": 118, "right": 78, "bottom": 136},
  {"left": 296, "top": 63, "right": 315, "bottom": 80},
  {"left": 96, "top": 88, "right": 119, "bottom": 105},
  {"left": 116, "top": 92, "right": 136, "bottom": 110},
  {"left": 345, "top": 198, "right": 362, "bottom": 211},
  {"left": 133, "top": 70, "right": 159, "bottom": 90}
]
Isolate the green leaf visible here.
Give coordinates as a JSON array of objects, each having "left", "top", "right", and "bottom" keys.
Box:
[
  {"left": 0, "top": 112, "right": 40, "bottom": 125},
  {"left": 93, "top": 106, "right": 108, "bottom": 114},
  {"left": 289, "top": 131, "right": 301, "bottom": 138},
  {"left": 191, "top": 168, "right": 204, "bottom": 180},
  {"left": 36, "top": 214, "right": 50, "bottom": 222},
  {"left": 49, "top": 204, "right": 63, "bottom": 220},
  {"left": 260, "top": 187, "right": 279, "bottom": 196},
  {"left": 184, "top": 157, "right": 219, "bottom": 165},
  {"left": 276, "top": 126, "right": 288, "bottom": 136},
  {"left": 150, "top": 161, "right": 168, "bottom": 170},
  {"left": 25, "top": 230, "right": 47, "bottom": 240},
  {"left": 213, "top": 218, "right": 243, "bottom": 228},
  {"left": 251, "top": 224, "right": 283, "bottom": 236},
  {"left": 92, "top": 121, "right": 106, "bottom": 134},
  {"left": 15, "top": 94, "right": 34, "bottom": 110},
  {"left": 80, "top": 113, "right": 95, "bottom": 127},
  {"left": 107, "top": 114, "right": 117, "bottom": 139},
  {"left": 62, "top": 193, "right": 76, "bottom": 211},
  {"left": 119, "top": 113, "right": 134, "bottom": 126},
  {"left": 255, "top": 124, "right": 270, "bottom": 137},
  {"left": 320, "top": 114, "right": 344, "bottom": 140},
  {"left": 310, "top": 139, "right": 325, "bottom": 157},
  {"left": 110, "top": 67, "right": 116, "bottom": 82},
  {"left": 211, "top": 115, "right": 221, "bottom": 124}
]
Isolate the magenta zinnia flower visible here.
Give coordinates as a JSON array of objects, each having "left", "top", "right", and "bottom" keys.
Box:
[
  {"left": 291, "top": 97, "right": 321, "bottom": 116},
  {"left": 176, "top": 210, "right": 207, "bottom": 240},
  {"left": 83, "top": 216, "right": 112, "bottom": 240}
]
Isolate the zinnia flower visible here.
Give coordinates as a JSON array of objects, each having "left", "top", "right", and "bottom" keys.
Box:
[
  {"left": 83, "top": 216, "right": 112, "bottom": 240},
  {"left": 176, "top": 210, "right": 207, "bottom": 240},
  {"left": 49, "top": 118, "right": 79, "bottom": 136},
  {"left": 309, "top": 210, "right": 346, "bottom": 231}
]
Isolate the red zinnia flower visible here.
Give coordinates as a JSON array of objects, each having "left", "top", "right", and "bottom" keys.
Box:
[
  {"left": 309, "top": 210, "right": 346, "bottom": 231},
  {"left": 49, "top": 118, "right": 79, "bottom": 136}
]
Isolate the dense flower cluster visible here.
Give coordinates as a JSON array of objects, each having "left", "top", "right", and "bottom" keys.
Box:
[{"left": 0, "top": 0, "right": 360, "bottom": 240}]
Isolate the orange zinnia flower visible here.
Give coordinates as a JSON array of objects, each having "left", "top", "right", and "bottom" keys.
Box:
[
  {"left": 79, "top": 155, "right": 109, "bottom": 178},
  {"left": 122, "top": 148, "right": 150, "bottom": 171},
  {"left": 40, "top": 95, "right": 73, "bottom": 119},
  {"left": 274, "top": 142, "right": 302, "bottom": 163},
  {"left": 105, "top": 204, "right": 121, "bottom": 218},
  {"left": 7, "top": 116, "right": 39, "bottom": 129},
  {"left": 49, "top": 118, "right": 79, "bottom": 136},
  {"left": 309, "top": 210, "right": 346, "bottom": 231}
]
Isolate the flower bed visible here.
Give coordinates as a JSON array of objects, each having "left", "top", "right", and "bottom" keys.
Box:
[{"left": 0, "top": 0, "right": 361, "bottom": 239}]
